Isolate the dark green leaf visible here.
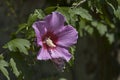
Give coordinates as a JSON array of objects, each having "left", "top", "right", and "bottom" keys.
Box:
[{"left": 44, "top": 6, "right": 56, "bottom": 14}]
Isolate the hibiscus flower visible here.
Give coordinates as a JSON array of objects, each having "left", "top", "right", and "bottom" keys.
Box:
[{"left": 32, "top": 12, "right": 78, "bottom": 62}]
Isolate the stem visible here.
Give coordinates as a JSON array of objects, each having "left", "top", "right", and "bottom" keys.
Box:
[{"left": 74, "top": 0, "right": 86, "bottom": 8}]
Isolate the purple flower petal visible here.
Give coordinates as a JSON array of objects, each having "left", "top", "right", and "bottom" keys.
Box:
[
  {"left": 56, "top": 25, "right": 78, "bottom": 48},
  {"left": 44, "top": 12, "right": 65, "bottom": 32},
  {"left": 37, "top": 48, "right": 51, "bottom": 60},
  {"left": 32, "top": 21, "right": 47, "bottom": 46},
  {"left": 50, "top": 47, "right": 72, "bottom": 62}
]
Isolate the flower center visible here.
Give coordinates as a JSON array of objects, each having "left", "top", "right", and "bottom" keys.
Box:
[
  {"left": 45, "top": 37, "right": 56, "bottom": 47},
  {"left": 42, "top": 31, "right": 58, "bottom": 49}
]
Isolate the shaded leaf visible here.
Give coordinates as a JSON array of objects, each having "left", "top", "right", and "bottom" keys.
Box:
[
  {"left": 3, "top": 38, "right": 31, "bottom": 55},
  {"left": 84, "top": 25, "right": 94, "bottom": 35},
  {"left": 44, "top": 6, "right": 56, "bottom": 14},
  {"left": 106, "top": 33, "right": 114, "bottom": 44},
  {"left": 15, "top": 23, "right": 28, "bottom": 34},
  {"left": 27, "top": 9, "right": 45, "bottom": 27},
  {"left": 114, "top": 6, "right": 120, "bottom": 20},
  {"left": 91, "top": 21, "right": 107, "bottom": 36},
  {"left": 0, "top": 55, "right": 4, "bottom": 60},
  {"left": 79, "top": 19, "right": 86, "bottom": 36},
  {"left": 69, "top": 46, "right": 76, "bottom": 66}
]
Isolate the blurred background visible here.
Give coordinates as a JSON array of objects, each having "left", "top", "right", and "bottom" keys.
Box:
[{"left": 0, "top": 0, "right": 120, "bottom": 80}]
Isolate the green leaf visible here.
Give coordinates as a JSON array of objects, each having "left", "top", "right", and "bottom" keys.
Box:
[
  {"left": 27, "top": 9, "right": 45, "bottom": 27},
  {"left": 0, "top": 59, "right": 9, "bottom": 80},
  {"left": 106, "top": 33, "right": 114, "bottom": 44},
  {"left": 114, "top": 6, "right": 120, "bottom": 20},
  {"left": 34, "top": 9, "right": 45, "bottom": 19},
  {"left": 3, "top": 38, "right": 31, "bottom": 55},
  {"left": 56, "top": 7, "right": 71, "bottom": 24},
  {"left": 44, "top": 6, "right": 56, "bottom": 14},
  {"left": 10, "top": 58, "right": 20, "bottom": 77},
  {"left": 69, "top": 46, "right": 76, "bottom": 66},
  {"left": 79, "top": 19, "right": 86, "bottom": 36},
  {"left": 91, "top": 21, "right": 107, "bottom": 36},
  {"left": 27, "top": 13, "right": 37, "bottom": 27},
  {"left": 0, "top": 55, "right": 4, "bottom": 60},
  {"left": 73, "top": 7, "right": 92, "bottom": 21},
  {"left": 15, "top": 23, "right": 28, "bottom": 34},
  {"left": 84, "top": 25, "right": 94, "bottom": 35},
  {"left": 0, "top": 60, "right": 9, "bottom": 67},
  {"left": 0, "top": 66, "right": 10, "bottom": 80}
]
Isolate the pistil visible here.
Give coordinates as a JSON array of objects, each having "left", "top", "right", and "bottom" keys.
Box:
[{"left": 45, "top": 38, "right": 56, "bottom": 47}]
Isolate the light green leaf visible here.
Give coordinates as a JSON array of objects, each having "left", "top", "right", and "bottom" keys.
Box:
[
  {"left": 3, "top": 38, "right": 31, "bottom": 55},
  {"left": 0, "top": 59, "right": 9, "bottom": 80},
  {"left": 34, "top": 9, "right": 45, "bottom": 19},
  {"left": 10, "top": 58, "right": 20, "bottom": 77},
  {"left": 0, "top": 66, "right": 10, "bottom": 80},
  {"left": 106, "top": 33, "right": 114, "bottom": 44},
  {"left": 0, "top": 60, "right": 9, "bottom": 67}
]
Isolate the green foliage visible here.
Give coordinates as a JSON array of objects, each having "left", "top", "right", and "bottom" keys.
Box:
[
  {"left": 106, "top": 33, "right": 114, "bottom": 44},
  {"left": 0, "top": 55, "right": 9, "bottom": 80},
  {"left": 69, "top": 46, "right": 76, "bottom": 66},
  {"left": 10, "top": 58, "right": 20, "bottom": 77},
  {"left": 3, "top": 38, "right": 31, "bottom": 55},
  {"left": 56, "top": 7, "right": 71, "bottom": 24},
  {"left": 91, "top": 21, "right": 107, "bottom": 36},
  {"left": 1, "top": 0, "right": 120, "bottom": 79},
  {"left": 73, "top": 7, "right": 92, "bottom": 21},
  {"left": 16, "top": 9, "right": 45, "bottom": 35},
  {"left": 27, "top": 9, "right": 45, "bottom": 27},
  {"left": 0, "top": 55, "right": 20, "bottom": 80},
  {"left": 114, "top": 6, "right": 120, "bottom": 20},
  {"left": 44, "top": 6, "right": 56, "bottom": 14}
]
